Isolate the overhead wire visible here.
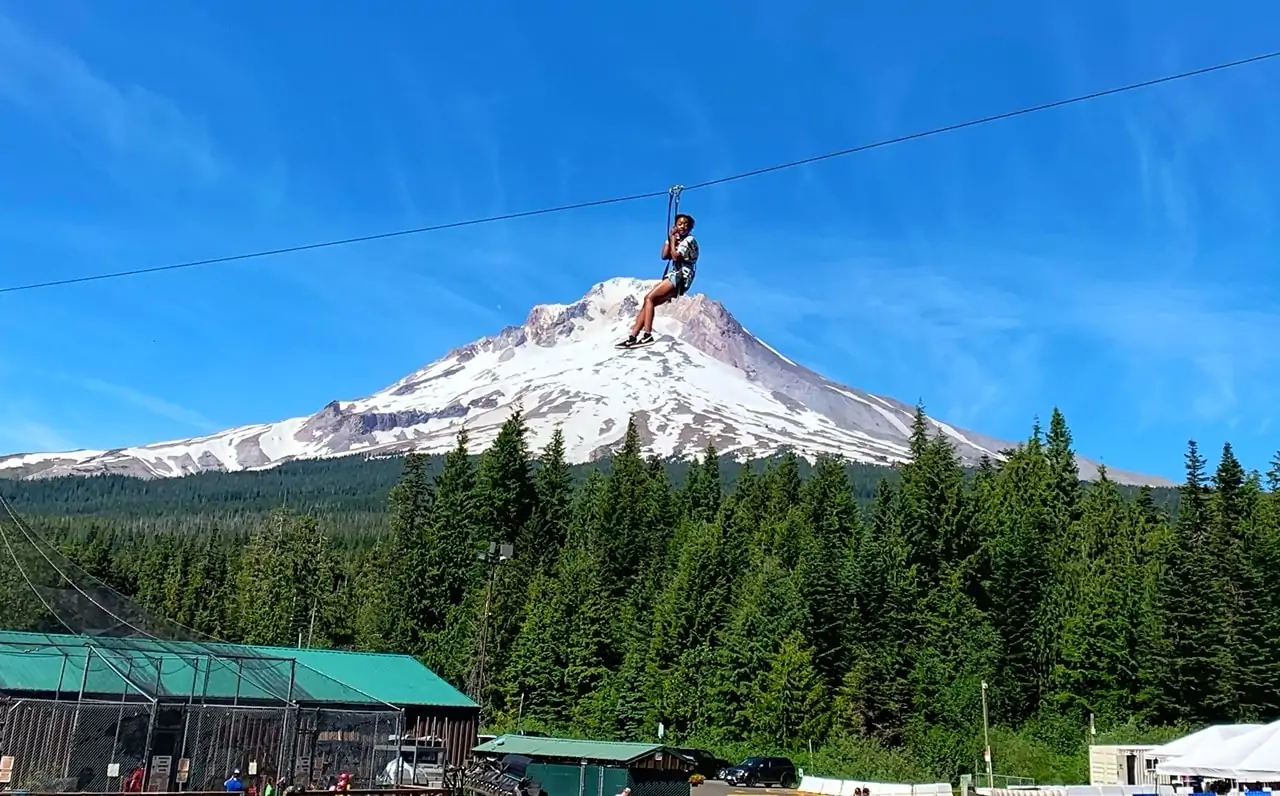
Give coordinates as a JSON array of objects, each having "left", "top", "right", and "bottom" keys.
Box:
[
  {"left": 0, "top": 189, "right": 668, "bottom": 295},
  {"left": 0, "top": 489, "right": 163, "bottom": 638},
  {"left": 0, "top": 505, "right": 76, "bottom": 636},
  {"left": 0, "top": 487, "right": 328, "bottom": 703},
  {"left": 1, "top": 47, "right": 1278, "bottom": 297},
  {"left": 683, "top": 48, "right": 1280, "bottom": 191}
]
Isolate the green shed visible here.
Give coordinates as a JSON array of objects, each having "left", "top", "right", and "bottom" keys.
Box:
[{"left": 473, "top": 735, "right": 695, "bottom": 796}]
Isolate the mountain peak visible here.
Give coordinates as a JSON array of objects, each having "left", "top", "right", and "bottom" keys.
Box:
[
  {"left": 523, "top": 276, "right": 738, "bottom": 341},
  {"left": 0, "top": 276, "right": 1173, "bottom": 487}
]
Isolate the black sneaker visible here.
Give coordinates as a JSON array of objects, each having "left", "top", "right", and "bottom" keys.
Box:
[
  {"left": 637, "top": 332, "right": 654, "bottom": 345},
  {"left": 615, "top": 334, "right": 637, "bottom": 349}
]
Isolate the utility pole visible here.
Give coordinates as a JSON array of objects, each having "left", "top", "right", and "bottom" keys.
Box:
[
  {"left": 981, "top": 680, "right": 993, "bottom": 789},
  {"left": 466, "top": 541, "right": 513, "bottom": 717},
  {"left": 306, "top": 600, "right": 317, "bottom": 649}
]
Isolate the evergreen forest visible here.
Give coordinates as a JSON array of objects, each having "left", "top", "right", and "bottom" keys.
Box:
[{"left": 1, "top": 406, "right": 1275, "bottom": 785}]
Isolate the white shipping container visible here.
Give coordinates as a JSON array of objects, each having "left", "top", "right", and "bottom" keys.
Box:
[{"left": 1089, "top": 745, "right": 1160, "bottom": 787}]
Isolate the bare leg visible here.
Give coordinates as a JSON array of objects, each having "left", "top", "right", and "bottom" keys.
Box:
[
  {"left": 630, "top": 304, "right": 646, "bottom": 336},
  {"left": 639, "top": 280, "right": 676, "bottom": 334}
]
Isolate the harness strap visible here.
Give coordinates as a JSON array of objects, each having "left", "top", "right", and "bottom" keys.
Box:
[{"left": 663, "top": 185, "right": 684, "bottom": 279}]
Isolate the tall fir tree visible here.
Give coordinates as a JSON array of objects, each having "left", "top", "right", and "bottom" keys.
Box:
[
  {"left": 984, "top": 428, "right": 1055, "bottom": 724},
  {"left": 1155, "top": 440, "right": 1221, "bottom": 723}
]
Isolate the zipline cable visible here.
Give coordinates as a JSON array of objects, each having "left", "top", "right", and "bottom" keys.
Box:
[
  {"left": 0, "top": 189, "right": 668, "bottom": 295},
  {"left": 683, "top": 48, "right": 1280, "bottom": 190},
  {"left": 2, "top": 47, "right": 1278, "bottom": 297},
  {"left": 662, "top": 185, "right": 684, "bottom": 281}
]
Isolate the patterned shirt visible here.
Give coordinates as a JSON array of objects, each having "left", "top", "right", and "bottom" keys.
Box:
[{"left": 673, "top": 235, "right": 699, "bottom": 273}]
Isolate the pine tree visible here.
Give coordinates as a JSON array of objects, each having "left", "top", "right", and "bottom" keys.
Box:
[
  {"left": 595, "top": 418, "right": 659, "bottom": 594},
  {"left": 647, "top": 518, "right": 732, "bottom": 738},
  {"left": 352, "top": 540, "right": 398, "bottom": 652},
  {"left": 1205, "top": 443, "right": 1264, "bottom": 719},
  {"left": 187, "top": 536, "right": 233, "bottom": 638},
  {"left": 1246, "top": 457, "right": 1280, "bottom": 716},
  {"left": 387, "top": 451, "right": 436, "bottom": 655},
  {"left": 1044, "top": 408, "right": 1082, "bottom": 521},
  {"left": 501, "top": 571, "right": 566, "bottom": 725},
  {"left": 984, "top": 430, "right": 1055, "bottom": 724},
  {"left": 748, "top": 631, "right": 830, "bottom": 751},
  {"left": 1049, "top": 470, "right": 1143, "bottom": 723},
  {"left": 233, "top": 509, "right": 333, "bottom": 647},
  {"left": 716, "top": 556, "right": 807, "bottom": 736},
  {"left": 839, "top": 480, "right": 916, "bottom": 743},
  {"left": 1155, "top": 440, "right": 1220, "bottom": 722},
  {"left": 898, "top": 406, "right": 970, "bottom": 587},
  {"left": 474, "top": 410, "right": 538, "bottom": 713},
  {"left": 794, "top": 458, "right": 859, "bottom": 689},
  {"left": 682, "top": 445, "right": 722, "bottom": 526},
  {"left": 528, "top": 427, "right": 573, "bottom": 572},
  {"left": 1132, "top": 485, "right": 1174, "bottom": 722},
  {"left": 478, "top": 410, "right": 537, "bottom": 550},
  {"left": 905, "top": 562, "right": 997, "bottom": 777}
]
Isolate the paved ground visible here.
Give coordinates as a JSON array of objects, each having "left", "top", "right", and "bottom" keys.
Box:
[{"left": 695, "top": 779, "right": 795, "bottom": 796}]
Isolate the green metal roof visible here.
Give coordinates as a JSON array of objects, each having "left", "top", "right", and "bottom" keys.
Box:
[
  {"left": 473, "top": 735, "right": 692, "bottom": 765},
  {"left": 0, "top": 631, "right": 477, "bottom": 710}
]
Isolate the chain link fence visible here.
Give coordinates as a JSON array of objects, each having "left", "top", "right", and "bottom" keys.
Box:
[
  {"left": 0, "top": 697, "right": 404, "bottom": 792},
  {"left": 0, "top": 639, "right": 408, "bottom": 792},
  {"left": 293, "top": 708, "right": 406, "bottom": 790}
]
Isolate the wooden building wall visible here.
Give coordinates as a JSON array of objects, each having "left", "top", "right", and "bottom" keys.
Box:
[
  {"left": 629, "top": 752, "right": 695, "bottom": 772},
  {"left": 405, "top": 706, "right": 480, "bottom": 768}
]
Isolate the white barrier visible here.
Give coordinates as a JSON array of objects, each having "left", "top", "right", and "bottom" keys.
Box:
[
  {"left": 978, "top": 788, "right": 1175, "bottom": 796},
  {"left": 797, "top": 776, "right": 954, "bottom": 796}
]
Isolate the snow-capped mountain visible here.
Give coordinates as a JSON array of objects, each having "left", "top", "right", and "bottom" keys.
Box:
[{"left": 0, "top": 277, "right": 1170, "bottom": 486}]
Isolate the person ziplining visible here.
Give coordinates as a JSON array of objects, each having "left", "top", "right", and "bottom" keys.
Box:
[{"left": 616, "top": 186, "right": 699, "bottom": 349}]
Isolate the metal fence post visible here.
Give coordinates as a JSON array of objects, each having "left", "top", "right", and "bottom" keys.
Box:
[
  {"left": 109, "top": 652, "right": 133, "bottom": 774},
  {"left": 278, "top": 660, "right": 297, "bottom": 781},
  {"left": 62, "top": 647, "right": 91, "bottom": 779},
  {"left": 140, "top": 656, "right": 162, "bottom": 790},
  {"left": 142, "top": 700, "right": 158, "bottom": 790},
  {"left": 54, "top": 651, "right": 68, "bottom": 698}
]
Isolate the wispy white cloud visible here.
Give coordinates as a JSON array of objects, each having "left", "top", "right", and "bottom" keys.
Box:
[
  {"left": 0, "top": 12, "right": 221, "bottom": 187},
  {"left": 719, "top": 241, "right": 1279, "bottom": 432},
  {"left": 62, "top": 375, "right": 218, "bottom": 432},
  {"left": 1052, "top": 276, "right": 1280, "bottom": 425},
  {"left": 0, "top": 414, "right": 77, "bottom": 453},
  {"left": 702, "top": 234, "right": 1043, "bottom": 421}
]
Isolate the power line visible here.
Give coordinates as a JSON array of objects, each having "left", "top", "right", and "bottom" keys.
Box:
[
  {"left": 0, "top": 189, "right": 667, "bottom": 295},
  {"left": 3, "top": 47, "right": 1278, "bottom": 297},
  {"left": 684, "top": 48, "right": 1280, "bottom": 190}
]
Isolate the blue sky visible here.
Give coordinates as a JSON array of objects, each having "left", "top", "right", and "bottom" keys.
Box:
[{"left": 1, "top": 1, "right": 1278, "bottom": 482}]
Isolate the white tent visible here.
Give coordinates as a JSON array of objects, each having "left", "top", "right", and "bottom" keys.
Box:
[
  {"left": 1221, "top": 723, "right": 1280, "bottom": 781},
  {"left": 1157, "top": 721, "right": 1280, "bottom": 779},
  {"left": 1150, "top": 724, "right": 1264, "bottom": 762}
]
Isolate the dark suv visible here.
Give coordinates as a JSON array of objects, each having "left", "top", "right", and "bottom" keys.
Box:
[
  {"left": 677, "top": 748, "right": 731, "bottom": 780},
  {"left": 720, "top": 756, "right": 797, "bottom": 788}
]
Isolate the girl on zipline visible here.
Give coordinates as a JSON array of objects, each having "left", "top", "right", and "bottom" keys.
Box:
[{"left": 616, "top": 211, "right": 699, "bottom": 349}]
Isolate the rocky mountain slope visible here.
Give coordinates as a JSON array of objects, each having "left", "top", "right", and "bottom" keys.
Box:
[{"left": 0, "top": 277, "right": 1170, "bottom": 486}]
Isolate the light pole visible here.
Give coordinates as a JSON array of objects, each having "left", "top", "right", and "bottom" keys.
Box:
[
  {"left": 981, "top": 680, "right": 993, "bottom": 789},
  {"left": 466, "top": 541, "right": 513, "bottom": 716}
]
